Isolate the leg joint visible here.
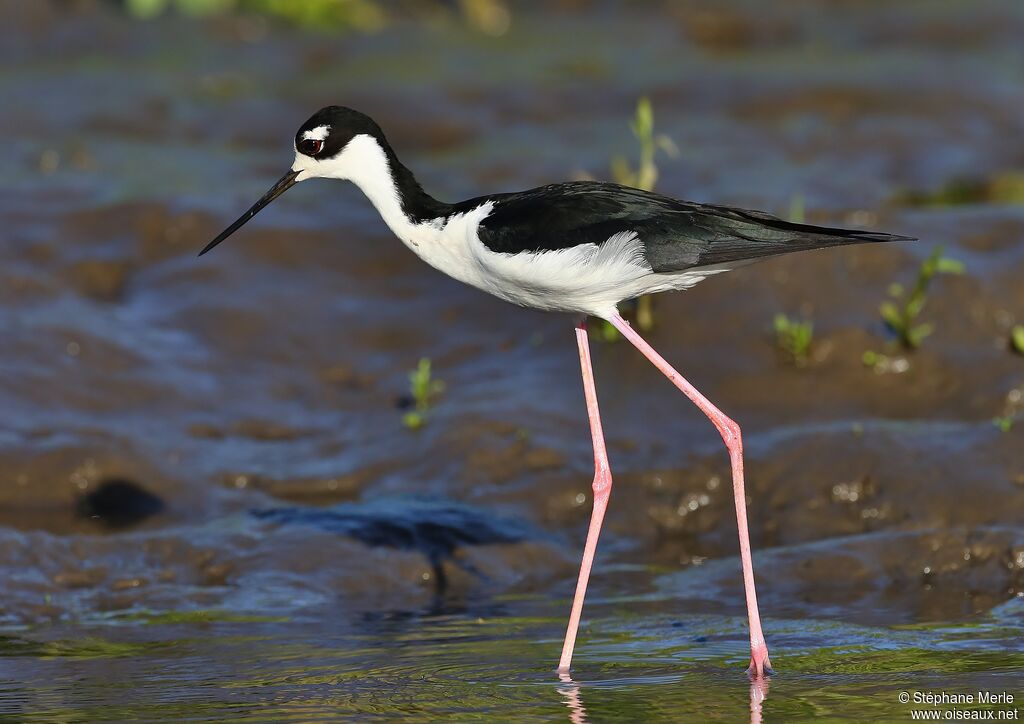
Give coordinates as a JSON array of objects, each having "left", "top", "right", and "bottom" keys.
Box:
[
  {"left": 720, "top": 415, "right": 742, "bottom": 448},
  {"left": 592, "top": 464, "right": 612, "bottom": 494}
]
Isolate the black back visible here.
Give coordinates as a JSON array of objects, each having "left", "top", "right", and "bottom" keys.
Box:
[{"left": 450, "top": 182, "right": 913, "bottom": 273}]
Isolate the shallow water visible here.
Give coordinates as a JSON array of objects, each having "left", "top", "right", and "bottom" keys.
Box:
[
  {"left": 2, "top": 592, "right": 1022, "bottom": 720},
  {"left": 2, "top": 1, "right": 1024, "bottom": 720}
]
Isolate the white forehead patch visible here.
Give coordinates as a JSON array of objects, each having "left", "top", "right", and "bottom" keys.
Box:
[{"left": 301, "top": 125, "right": 330, "bottom": 141}]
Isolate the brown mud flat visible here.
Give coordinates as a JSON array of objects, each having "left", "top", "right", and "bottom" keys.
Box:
[{"left": 1, "top": 0, "right": 1023, "bottom": 720}]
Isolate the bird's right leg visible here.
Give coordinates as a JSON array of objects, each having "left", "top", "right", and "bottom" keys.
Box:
[{"left": 558, "top": 319, "right": 612, "bottom": 672}]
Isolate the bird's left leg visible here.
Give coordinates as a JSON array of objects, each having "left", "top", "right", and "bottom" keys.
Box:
[
  {"left": 608, "top": 313, "right": 771, "bottom": 678},
  {"left": 558, "top": 319, "right": 612, "bottom": 672}
]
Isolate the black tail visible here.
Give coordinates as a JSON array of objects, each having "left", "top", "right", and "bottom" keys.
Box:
[
  {"left": 691, "top": 203, "right": 915, "bottom": 268},
  {"left": 647, "top": 201, "right": 915, "bottom": 273}
]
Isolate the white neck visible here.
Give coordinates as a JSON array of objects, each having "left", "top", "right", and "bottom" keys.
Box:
[{"left": 292, "top": 134, "right": 417, "bottom": 239}]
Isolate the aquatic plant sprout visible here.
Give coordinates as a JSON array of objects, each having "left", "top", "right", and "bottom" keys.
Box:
[
  {"left": 403, "top": 357, "right": 445, "bottom": 430},
  {"left": 124, "top": 0, "right": 509, "bottom": 33},
  {"left": 862, "top": 247, "right": 962, "bottom": 373},
  {"left": 879, "top": 245, "right": 964, "bottom": 349},
  {"left": 1011, "top": 325, "right": 1024, "bottom": 355},
  {"left": 894, "top": 170, "right": 1024, "bottom": 207},
  {"left": 788, "top": 193, "right": 805, "bottom": 223},
  {"left": 992, "top": 414, "right": 1014, "bottom": 432},
  {"left": 603, "top": 97, "right": 678, "bottom": 335},
  {"left": 610, "top": 97, "right": 678, "bottom": 194},
  {"left": 125, "top": 0, "right": 387, "bottom": 30},
  {"left": 773, "top": 314, "right": 814, "bottom": 367},
  {"left": 861, "top": 349, "right": 911, "bottom": 375}
]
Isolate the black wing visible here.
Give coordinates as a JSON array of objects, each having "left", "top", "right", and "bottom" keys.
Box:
[{"left": 453, "top": 182, "right": 914, "bottom": 273}]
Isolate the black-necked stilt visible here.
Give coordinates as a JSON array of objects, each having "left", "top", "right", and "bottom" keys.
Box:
[{"left": 200, "top": 106, "right": 914, "bottom": 678}]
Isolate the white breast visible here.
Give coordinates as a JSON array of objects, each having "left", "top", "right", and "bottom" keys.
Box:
[
  {"left": 400, "top": 204, "right": 651, "bottom": 319},
  {"left": 398, "top": 204, "right": 492, "bottom": 291}
]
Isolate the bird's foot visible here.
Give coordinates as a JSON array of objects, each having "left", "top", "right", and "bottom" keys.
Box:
[{"left": 746, "top": 645, "right": 773, "bottom": 679}]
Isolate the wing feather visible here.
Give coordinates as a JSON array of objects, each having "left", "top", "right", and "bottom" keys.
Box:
[{"left": 451, "top": 182, "right": 914, "bottom": 274}]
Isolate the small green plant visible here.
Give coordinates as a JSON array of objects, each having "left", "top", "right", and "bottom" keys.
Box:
[
  {"left": 773, "top": 314, "right": 814, "bottom": 366},
  {"left": 861, "top": 350, "right": 910, "bottom": 374},
  {"left": 879, "top": 246, "right": 964, "bottom": 349},
  {"left": 402, "top": 358, "right": 445, "bottom": 430},
  {"left": 126, "top": 0, "right": 386, "bottom": 31},
  {"left": 993, "top": 380, "right": 1024, "bottom": 434},
  {"left": 611, "top": 97, "right": 678, "bottom": 194},
  {"left": 597, "top": 98, "right": 678, "bottom": 337},
  {"left": 893, "top": 171, "right": 1024, "bottom": 208},
  {"left": 1011, "top": 325, "right": 1024, "bottom": 355},
  {"left": 788, "top": 193, "right": 805, "bottom": 223},
  {"left": 596, "top": 321, "right": 621, "bottom": 342},
  {"left": 992, "top": 414, "right": 1014, "bottom": 433}
]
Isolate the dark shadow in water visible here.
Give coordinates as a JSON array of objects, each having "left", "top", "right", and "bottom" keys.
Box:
[
  {"left": 252, "top": 498, "right": 538, "bottom": 596},
  {"left": 75, "top": 478, "right": 165, "bottom": 528},
  {"left": 356, "top": 596, "right": 514, "bottom": 632}
]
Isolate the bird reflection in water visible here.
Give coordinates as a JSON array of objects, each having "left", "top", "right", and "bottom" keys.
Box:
[
  {"left": 557, "top": 671, "right": 588, "bottom": 724},
  {"left": 556, "top": 670, "right": 771, "bottom": 723}
]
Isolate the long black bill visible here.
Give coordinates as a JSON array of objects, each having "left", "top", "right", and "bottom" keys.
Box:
[{"left": 198, "top": 169, "right": 300, "bottom": 256}]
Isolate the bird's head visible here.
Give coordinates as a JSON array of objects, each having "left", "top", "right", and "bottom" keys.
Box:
[
  {"left": 291, "top": 106, "right": 387, "bottom": 183},
  {"left": 199, "top": 106, "right": 387, "bottom": 256}
]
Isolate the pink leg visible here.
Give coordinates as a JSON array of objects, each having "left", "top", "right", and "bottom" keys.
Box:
[
  {"left": 558, "top": 320, "right": 612, "bottom": 672},
  {"left": 608, "top": 313, "right": 772, "bottom": 678}
]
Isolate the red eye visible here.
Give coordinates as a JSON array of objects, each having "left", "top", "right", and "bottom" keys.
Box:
[{"left": 300, "top": 138, "right": 324, "bottom": 156}]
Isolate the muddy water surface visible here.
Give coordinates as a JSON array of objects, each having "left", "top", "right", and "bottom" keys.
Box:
[{"left": 1, "top": 1, "right": 1023, "bottom": 720}]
